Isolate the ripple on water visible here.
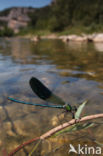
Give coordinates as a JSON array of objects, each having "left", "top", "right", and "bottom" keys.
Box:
[{"left": 0, "top": 38, "right": 103, "bottom": 154}]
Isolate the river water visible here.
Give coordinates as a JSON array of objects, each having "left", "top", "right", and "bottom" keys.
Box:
[{"left": 0, "top": 38, "right": 103, "bottom": 155}]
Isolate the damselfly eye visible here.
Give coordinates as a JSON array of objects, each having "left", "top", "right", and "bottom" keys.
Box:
[{"left": 72, "top": 106, "right": 77, "bottom": 111}]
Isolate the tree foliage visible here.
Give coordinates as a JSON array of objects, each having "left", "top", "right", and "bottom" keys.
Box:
[
  {"left": 0, "top": 27, "right": 14, "bottom": 37},
  {"left": 28, "top": 0, "right": 103, "bottom": 32},
  {"left": 1, "top": 0, "right": 103, "bottom": 34}
]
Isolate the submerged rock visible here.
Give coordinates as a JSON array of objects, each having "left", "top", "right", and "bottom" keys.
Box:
[
  {"left": 13, "top": 120, "right": 29, "bottom": 136},
  {"left": 0, "top": 106, "right": 7, "bottom": 121},
  {"left": 51, "top": 116, "right": 59, "bottom": 126},
  {"left": 4, "top": 121, "right": 16, "bottom": 137},
  {"left": 51, "top": 114, "right": 64, "bottom": 126}
]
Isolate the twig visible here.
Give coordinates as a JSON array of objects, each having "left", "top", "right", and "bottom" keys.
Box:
[
  {"left": 8, "top": 137, "right": 40, "bottom": 156},
  {"left": 8, "top": 113, "right": 103, "bottom": 156},
  {"left": 40, "top": 114, "right": 103, "bottom": 139}
]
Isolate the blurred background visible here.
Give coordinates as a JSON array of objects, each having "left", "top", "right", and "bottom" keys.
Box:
[{"left": 0, "top": 0, "right": 103, "bottom": 35}]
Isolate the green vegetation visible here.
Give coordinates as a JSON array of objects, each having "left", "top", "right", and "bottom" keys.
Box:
[
  {"left": 0, "top": 8, "right": 11, "bottom": 16},
  {"left": 19, "top": 0, "right": 103, "bottom": 35},
  {"left": 0, "top": 27, "right": 14, "bottom": 37},
  {"left": 58, "top": 24, "right": 103, "bottom": 35},
  {"left": 52, "top": 0, "right": 103, "bottom": 32},
  {"left": 1, "top": 0, "right": 103, "bottom": 36},
  {"left": 0, "top": 8, "right": 14, "bottom": 37},
  {"left": 17, "top": 27, "right": 51, "bottom": 36},
  {"left": 28, "top": 6, "right": 52, "bottom": 30}
]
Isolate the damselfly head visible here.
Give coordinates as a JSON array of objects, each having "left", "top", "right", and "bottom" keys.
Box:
[
  {"left": 64, "top": 103, "right": 77, "bottom": 112},
  {"left": 72, "top": 106, "right": 77, "bottom": 112},
  {"left": 64, "top": 104, "right": 72, "bottom": 112}
]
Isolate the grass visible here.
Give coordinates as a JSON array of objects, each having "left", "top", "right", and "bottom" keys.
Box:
[
  {"left": 17, "top": 27, "right": 52, "bottom": 37},
  {"left": 58, "top": 25, "right": 103, "bottom": 36},
  {"left": 17, "top": 24, "right": 103, "bottom": 37}
]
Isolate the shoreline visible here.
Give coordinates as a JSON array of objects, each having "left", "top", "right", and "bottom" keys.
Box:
[
  {"left": 23, "top": 33, "right": 103, "bottom": 43},
  {"left": 3, "top": 33, "right": 103, "bottom": 43}
]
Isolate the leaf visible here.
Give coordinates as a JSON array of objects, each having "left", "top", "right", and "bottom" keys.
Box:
[
  {"left": 71, "top": 122, "right": 94, "bottom": 131},
  {"left": 81, "top": 122, "right": 94, "bottom": 129},
  {"left": 53, "top": 122, "right": 94, "bottom": 137},
  {"left": 75, "top": 100, "right": 88, "bottom": 119},
  {"left": 52, "top": 125, "right": 77, "bottom": 137},
  {"left": 28, "top": 139, "right": 41, "bottom": 156}
]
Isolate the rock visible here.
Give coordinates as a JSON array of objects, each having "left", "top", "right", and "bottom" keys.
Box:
[
  {"left": 0, "top": 106, "right": 7, "bottom": 121},
  {"left": 13, "top": 120, "right": 28, "bottom": 136},
  {"left": 87, "top": 34, "right": 96, "bottom": 42},
  {"left": 0, "top": 7, "right": 35, "bottom": 33},
  {"left": 68, "top": 35, "right": 87, "bottom": 42},
  {"left": 31, "top": 36, "right": 41, "bottom": 42},
  {"left": 13, "top": 115, "right": 39, "bottom": 136},
  {"left": 42, "top": 34, "right": 57, "bottom": 39},
  {"left": 60, "top": 35, "right": 87, "bottom": 42},
  {"left": 51, "top": 114, "right": 64, "bottom": 126},
  {"left": 59, "top": 33, "right": 103, "bottom": 43},
  {"left": 7, "top": 130, "right": 16, "bottom": 137},
  {"left": 92, "top": 33, "right": 103, "bottom": 42},
  {"left": 51, "top": 116, "right": 59, "bottom": 126},
  {"left": 4, "top": 121, "right": 16, "bottom": 137},
  {"left": 68, "top": 35, "right": 78, "bottom": 41},
  {"left": 59, "top": 36, "right": 69, "bottom": 42}
]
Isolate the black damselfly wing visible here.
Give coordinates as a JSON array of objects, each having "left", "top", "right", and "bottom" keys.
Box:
[{"left": 29, "top": 77, "right": 65, "bottom": 105}]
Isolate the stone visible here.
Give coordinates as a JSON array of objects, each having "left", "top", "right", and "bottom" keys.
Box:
[
  {"left": 31, "top": 36, "right": 41, "bottom": 42},
  {"left": 68, "top": 35, "right": 87, "bottom": 42},
  {"left": 3, "top": 121, "right": 16, "bottom": 137},
  {"left": 93, "top": 33, "right": 103, "bottom": 42},
  {"left": 94, "top": 42, "right": 103, "bottom": 52},
  {"left": 51, "top": 116, "right": 59, "bottom": 126}
]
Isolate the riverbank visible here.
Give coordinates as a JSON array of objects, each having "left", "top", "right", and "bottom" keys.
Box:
[{"left": 24, "top": 33, "right": 103, "bottom": 43}]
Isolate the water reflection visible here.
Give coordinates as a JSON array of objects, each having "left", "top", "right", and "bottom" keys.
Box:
[
  {"left": 11, "top": 38, "right": 31, "bottom": 62},
  {"left": 0, "top": 38, "right": 103, "bottom": 155},
  {"left": 66, "top": 40, "right": 88, "bottom": 51},
  {"left": 94, "top": 42, "right": 103, "bottom": 52}
]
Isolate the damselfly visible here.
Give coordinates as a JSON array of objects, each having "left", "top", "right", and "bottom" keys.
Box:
[{"left": 8, "top": 77, "right": 77, "bottom": 118}]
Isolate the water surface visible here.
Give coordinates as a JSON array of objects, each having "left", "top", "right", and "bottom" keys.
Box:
[{"left": 0, "top": 38, "right": 103, "bottom": 155}]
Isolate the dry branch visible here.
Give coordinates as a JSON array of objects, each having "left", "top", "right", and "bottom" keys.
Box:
[{"left": 8, "top": 113, "right": 103, "bottom": 156}]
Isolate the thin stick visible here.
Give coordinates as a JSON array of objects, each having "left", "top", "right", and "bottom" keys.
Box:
[
  {"left": 40, "top": 114, "right": 103, "bottom": 139},
  {"left": 8, "top": 113, "right": 103, "bottom": 156},
  {"left": 8, "top": 137, "right": 40, "bottom": 156}
]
